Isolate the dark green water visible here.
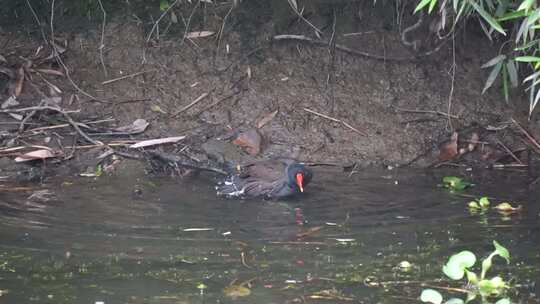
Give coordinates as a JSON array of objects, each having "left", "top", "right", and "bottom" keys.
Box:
[{"left": 0, "top": 168, "right": 539, "bottom": 303}]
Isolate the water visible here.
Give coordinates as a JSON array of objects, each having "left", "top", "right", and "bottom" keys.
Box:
[{"left": 0, "top": 168, "right": 539, "bottom": 303}]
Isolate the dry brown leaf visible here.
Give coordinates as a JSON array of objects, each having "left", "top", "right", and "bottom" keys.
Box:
[
  {"left": 114, "top": 119, "right": 149, "bottom": 134},
  {"left": 256, "top": 110, "right": 278, "bottom": 129},
  {"left": 14, "top": 67, "right": 25, "bottom": 97},
  {"left": 186, "top": 31, "right": 215, "bottom": 38},
  {"left": 15, "top": 149, "right": 56, "bottom": 162},
  {"left": 233, "top": 129, "right": 262, "bottom": 156},
  {"left": 438, "top": 132, "right": 458, "bottom": 161},
  {"left": 130, "top": 136, "right": 185, "bottom": 149}
]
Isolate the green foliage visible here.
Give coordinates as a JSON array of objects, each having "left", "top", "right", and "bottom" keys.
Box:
[
  {"left": 442, "top": 176, "right": 472, "bottom": 191},
  {"left": 415, "top": 0, "right": 540, "bottom": 117},
  {"left": 421, "top": 241, "right": 512, "bottom": 303}
]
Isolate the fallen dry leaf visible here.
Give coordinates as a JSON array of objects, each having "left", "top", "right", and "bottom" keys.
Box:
[
  {"left": 114, "top": 119, "right": 149, "bottom": 134},
  {"left": 130, "top": 136, "right": 185, "bottom": 148},
  {"left": 438, "top": 132, "right": 458, "bottom": 161},
  {"left": 14, "top": 66, "right": 25, "bottom": 97},
  {"left": 15, "top": 149, "right": 56, "bottom": 162},
  {"left": 233, "top": 129, "right": 262, "bottom": 156},
  {"left": 186, "top": 31, "right": 215, "bottom": 38},
  {"left": 256, "top": 110, "right": 278, "bottom": 129}
]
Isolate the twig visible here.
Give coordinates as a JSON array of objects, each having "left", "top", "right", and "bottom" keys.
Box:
[
  {"left": 194, "top": 90, "right": 240, "bottom": 115},
  {"left": 287, "top": 1, "right": 323, "bottom": 36},
  {"left": 172, "top": 92, "right": 209, "bottom": 117},
  {"left": 274, "top": 34, "right": 446, "bottom": 61},
  {"left": 496, "top": 139, "right": 523, "bottom": 165},
  {"left": 512, "top": 118, "right": 540, "bottom": 151},
  {"left": 180, "top": 1, "right": 201, "bottom": 45},
  {"left": 446, "top": 32, "right": 456, "bottom": 131},
  {"left": 96, "top": 0, "right": 108, "bottom": 77},
  {"left": 303, "top": 108, "right": 368, "bottom": 136},
  {"left": 101, "top": 70, "right": 154, "bottom": 85},
  {"left": 394, "top": 107, "right": 459, "bottom": 119},
  {"left": 0, "top": 106, "right": 79, "bottom": 114}
]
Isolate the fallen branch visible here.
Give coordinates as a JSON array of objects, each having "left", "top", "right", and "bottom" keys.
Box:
[
  {"left": 303, "top": 108, "right": 368, "bottom": 136},
  {"left": 512, "top": 118, "right": 540, "bottom": 151},
  {"left": 172, "top": 92, "right": 210, "bottom": 117},
  {"left": 101, "top": 70, "right": 155, "bottom": 85}
]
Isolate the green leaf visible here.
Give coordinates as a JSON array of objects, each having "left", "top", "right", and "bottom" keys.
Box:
[
  {"left": 503, "top": 66, "right": 509, "bottom": 102},
  {"left": 415, "top": 0, "right": 434, "bottom": 13},
  {"left": 493, "top": 241, "right": 510, "bottom": 263},
  {"left": 465, "top": 269, "right": 478, "bottom": 284},
  {"left": 481, "top": 54, "right": 506, "bottom": 68},
  {"left": 479, "top": 197, "right": 491, "bottom": 207},
  {"left": 443, "top": 251, "right": 476, "bottom": 280},
  {"left": 478, "top": 276, "right": 507, "bottom": 295},
  {"left": 481, "top": 253, "right": 493, "bottom": 279},
  {"left": 428, "top": 0, "right": 438, "bottom": 13},
  {"left": 527, "top": 8, "right": 540, "bottom": 26},
  {"left": 469, "top": 1, "right": 506, "bottom": 35},
  {"left": 506, "top": 60, "right": 519, "bottom": 87},
  {"left": 518, "top": 0, "right": 535, "bottom": 12},
  {"left": 495, "top": 299, "right": 511, "bottom": 304},
  {"left": 498, "top": 9, "right": 527, "bottom": 21},
  {"left": 421, "top": 289, "right": 443, "bottom": 304},
  {"left": 516, "top": 56, "right": 540, "bottom": 62},
  {"left": 482, "top": 62, "right": 503, "bottom": 94},
  {"left": 159, "top": 0, "right": 170, "bottom": 11}
]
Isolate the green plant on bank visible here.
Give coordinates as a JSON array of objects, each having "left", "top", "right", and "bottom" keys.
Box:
[
  {"left": 420, "top": 241, "right": 512, "bottom": 304},
  {"left": 415, "top": 0, "right": 540, "bottom": 117}
]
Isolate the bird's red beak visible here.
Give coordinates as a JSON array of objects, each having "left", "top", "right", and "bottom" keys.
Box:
[{"left": 295, "top": 173, "right": 304, "bottom": 192}]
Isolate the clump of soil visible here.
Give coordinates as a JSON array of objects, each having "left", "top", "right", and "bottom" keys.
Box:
[{"left": 0, "top": 0, "right": 537, "bottom": 181}]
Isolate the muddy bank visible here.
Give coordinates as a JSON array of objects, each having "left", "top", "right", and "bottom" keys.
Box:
[{"left": 1, "top": 0, "right": 538, "bottom": 181}]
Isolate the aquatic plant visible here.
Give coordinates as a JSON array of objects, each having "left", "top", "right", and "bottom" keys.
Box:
[
  {"left": 420, "top": 241, "right": 512, "bottom": 304},
  {"left": 442, "top": 176, "right": 472, "bottom": 191}
]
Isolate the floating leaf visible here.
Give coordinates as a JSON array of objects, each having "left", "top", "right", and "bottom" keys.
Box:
[
  {"left": 478, "top": 197, "right": 491, "bottom": 208},
  {"left": 443, "top": 251, "right": 476, "bottom": 280},
  {"left": 223, "top": 285, "right": 251, "bottom": 299},
  {"left": 468, "top": 201, "right": 480, "bottom": 209},
  {"left": 444, "top": 298, "right": 465, "bottom": 304},
  {"left": 495, "top": 299, "right": 511, "bottom": 304},
  {"left": 442, "top": 176, "right": 472, "bottom": 191},
  {"left": 420, "top": 289, "right": 443, "bottom": 304}
]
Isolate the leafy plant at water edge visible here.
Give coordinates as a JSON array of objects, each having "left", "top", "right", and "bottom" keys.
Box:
[
  {"left": 420, "top": 241, "right": 512, "bottom": 304},
  {"left": 415, "top": 0, "right": 540, "bottom": 116}
]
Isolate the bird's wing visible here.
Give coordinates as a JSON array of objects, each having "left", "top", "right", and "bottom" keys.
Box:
[{"left": 242, "top": 159, "right": 288, "bottom": 183}]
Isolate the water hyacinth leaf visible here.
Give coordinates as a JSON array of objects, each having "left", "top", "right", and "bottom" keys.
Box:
[
  {"left": 420, "top": 289, "right": 443, "bottom": 304},
  {"left": 481, "top": 54, "right": 506, "bottom": 68},
  {"left": 478, "top": 197, "right": 490, "bottom": 207},
  {"left": 468, "top": 201, "right": 480, "bottom": 209},
  {"left": 481, "top": 256, "right": 493, "bottom": 279},
  {"left": 465, "top": 269, "right": 478, "bottom": 284},
  {"left": 444, "top": 299, "right": 465, "bottom": 304},
  {"left": 482, "top": 62, "right": 503, "bottom": 94},
  {"left": 478, "top": 276, "right": 506, "bottom": 295},
  {"left": 469, "top": 1, "right": 506, "bottom": 35},
  {"left": 495, "top": 299, "right": 511, "bottom": 304},
  {"left": 443, "top": 251, "right": 476, "bottom": 280},
  {"left": 442, "top": 176, "right": 471, "bottom": 190},
  {"left": 493, "top": 241, "right": 510, "bottom": 263}
]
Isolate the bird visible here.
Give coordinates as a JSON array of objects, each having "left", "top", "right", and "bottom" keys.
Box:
[{"left": 216, "top": 158, "right": 313, "bottom": 199}]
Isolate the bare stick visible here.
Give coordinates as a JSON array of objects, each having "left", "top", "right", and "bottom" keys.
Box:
[
  {"left": 446, "top": 32, "right": 456, "bottom": 130},
  {"left": 287, "top": 1, "right": 323, "bottom": 36},
  {"left": 496, "top": 139, "right": 523, "bottom": 165},
  {"left": 304, "top": 108, "right": 368, "bottom": 136},
  {"left": 512, "top": 118, "right": 540, "bottom": 151},
  {"left": 394, "top": 107, "right": 459, "bottom": 119},
  {"left": 172, "top": 92, "right": 209, "bottom": 117},
  {"left": 274, "top": 34, "right": 446, "bottom": 61},
  {"left": 101, "top": 70, "right": 154, "bottom": 85},
  {"left": 97, "top": 0, "right": 108, "bottom": 77}
]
